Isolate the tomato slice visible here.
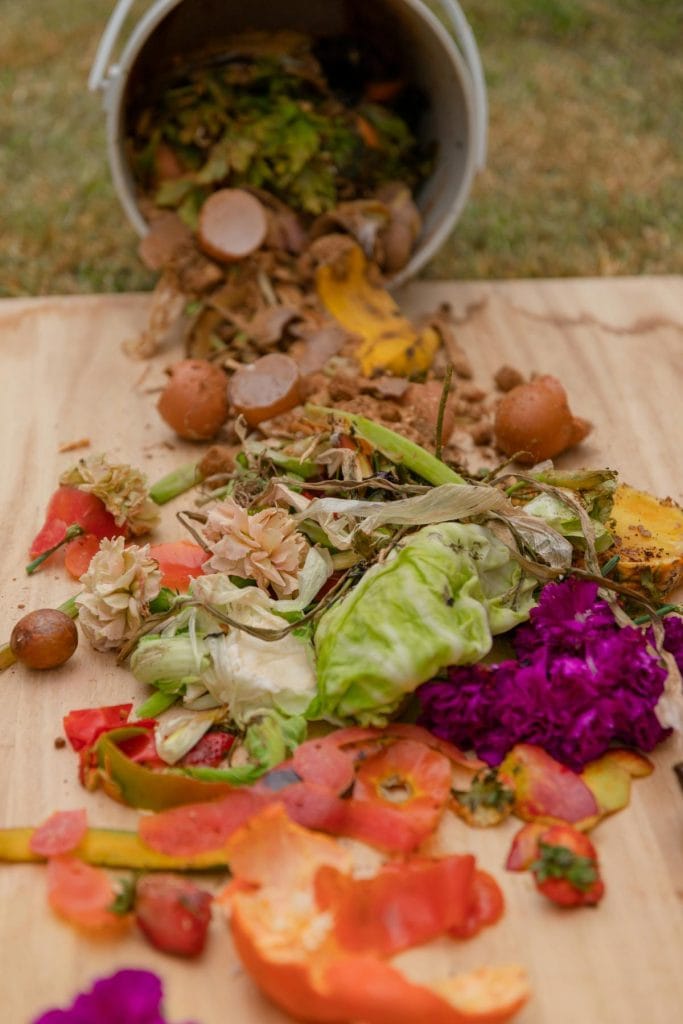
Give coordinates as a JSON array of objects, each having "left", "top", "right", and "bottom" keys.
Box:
[
  {"left": 314, "top": 855, "right": 477, "bottom": 956},
  {"left": 30, "top": 486, "right": 125, "bottom": 558},
  {"left": 64, "top": 533, "right": 102, "bottom": 580},
  {"left": 63, "top": 704, "right": 134, "bottom": 751},
  {"left": 29, "top": 809, "right": 88, "bottom": 857},
  {"left": 149, "top": 540, "right": 209, "bottom": 592},
  {"left": 352, "top": 738, "right": 453, "bottom": 836},
  {"left": 47, "top": 855, "right": 127, "bottom": 932}
]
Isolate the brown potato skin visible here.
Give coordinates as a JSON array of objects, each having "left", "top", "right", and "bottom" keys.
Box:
[
  {"left": 158, "top": 359, "right": 229, "bottom": 441},
  {"left": 10, "top": 609, "right": 78, "bottom": 670},
  {"left": 228, "top": 354, "right": 301, "bottom": 427},
  {"left": 494, "top": 375, "right": 591, "bottom": 464}
]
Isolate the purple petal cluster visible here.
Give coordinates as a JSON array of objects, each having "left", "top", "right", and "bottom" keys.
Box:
[
  {"left": 32, "top": 970, "right": 197, "bottom": 1024},
  {"left": 417, "top": 579, "right": 673, "bottom": 771}
]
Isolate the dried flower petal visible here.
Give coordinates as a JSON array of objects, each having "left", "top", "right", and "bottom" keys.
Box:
[
  {"left": 31, "top": 967, "right": 196, "bottom": 1024},
  {"left": 60, "top": 454, "right": 160, "bottom": 537},
  {"left": 76, "top": 538, "right": 162, "bottom": 652},
  {"left": 203, "top": 498, "right": 309, "bottom": 598}
]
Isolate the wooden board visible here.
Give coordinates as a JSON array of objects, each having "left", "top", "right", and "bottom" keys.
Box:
[{"left": 1, "top": 279, "right": 682, "bottom": 1024}]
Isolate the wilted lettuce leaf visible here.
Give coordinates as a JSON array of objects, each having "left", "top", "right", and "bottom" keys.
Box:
[{"left": 311, "top": 522, "right": 537, "bottom": 725}]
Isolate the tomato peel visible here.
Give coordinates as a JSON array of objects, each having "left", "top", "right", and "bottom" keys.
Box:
[{"left": 30, "top": 809, "right": 88, "bottom": 858}]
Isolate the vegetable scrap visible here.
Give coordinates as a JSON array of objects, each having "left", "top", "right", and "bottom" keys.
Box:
[{"left": 2, "top": 29, "right": 683, "bottom": 1024}]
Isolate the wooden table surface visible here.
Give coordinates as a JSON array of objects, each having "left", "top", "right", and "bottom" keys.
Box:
[{"left": 1, "top": 277, "right": 682, "bottom": 1024}]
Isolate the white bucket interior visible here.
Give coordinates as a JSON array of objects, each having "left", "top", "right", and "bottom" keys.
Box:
[{"left": 104, "top": 0, "right": 480, "bottom": 283}]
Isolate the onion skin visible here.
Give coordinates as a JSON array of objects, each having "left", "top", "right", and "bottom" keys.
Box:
[
  {"left": 10, "top": 609, "right": 78, "bottom": 670},
  {"left": 157, "top": 359, "right": 229, "bottom": 441},
  {"left": 494, "top": 375, "right": 591, "bottom": 464}
]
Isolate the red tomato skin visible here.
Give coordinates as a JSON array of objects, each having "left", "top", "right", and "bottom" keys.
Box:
[
  {"left": 135, "top": 873, "right": 213, "bottom": 957},
  {"left": 149, "top": 541, "right": 209, "bottom": 591},
  {"left": 63, "top": 704, "right": 134, "bottom": 751},
  {"left": 30, "top": 486, "right": 125, "bottom": 558},
  {"left": 29, "top": 809, "right": 88, "bottom": 857},
  {"left": 64, "top": 534, "right": 102, "bottom": 580}
]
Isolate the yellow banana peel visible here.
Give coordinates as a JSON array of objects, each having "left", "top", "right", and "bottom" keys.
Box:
[{"left": 316, "top": 243, "right": 439, "bottom": 377}]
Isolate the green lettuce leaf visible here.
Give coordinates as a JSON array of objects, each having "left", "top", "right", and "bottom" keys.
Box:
[{"left": 311, "top": 523, "right": 537, "bottom": 725}]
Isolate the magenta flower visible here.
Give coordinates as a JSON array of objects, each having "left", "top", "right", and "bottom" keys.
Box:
[
  {"left": 32, "top": 969, "right": 197, "bottom": 1024},
  {"left": 417, "top": 579, "right": 672, "bottom": 771}
]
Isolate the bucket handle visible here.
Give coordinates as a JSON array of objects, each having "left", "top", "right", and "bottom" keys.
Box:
[
  {"left": 89, "top": 0, "right": 487, "bottom": 168},
  {"left": 88, "top": 0, "right": 137, "bottom": 92}
]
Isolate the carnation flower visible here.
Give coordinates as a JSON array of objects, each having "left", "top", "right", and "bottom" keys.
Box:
[
  {"left": 32, "top": 968, "right": 196, "bottom": 1024},
  {"left": 60, "top": 453, "right": 160, "bottom": 536},
  {"left": 76, "top": 537, "right": 162, "bottom": 652},
  {"left": 202, "top": 498, "right": 309, "bottom": 598},
  {"left": 417, "top": 578, "right": 672, "bottom": 771}
]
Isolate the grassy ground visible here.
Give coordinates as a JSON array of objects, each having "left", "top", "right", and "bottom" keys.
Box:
[{"left": 1, "top": 0, "right": 681, "bottom": 296}]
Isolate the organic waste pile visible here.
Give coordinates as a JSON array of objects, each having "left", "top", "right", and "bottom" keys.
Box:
[{"left": 3, "top": 29, "right": 683, "bottom": 1024}]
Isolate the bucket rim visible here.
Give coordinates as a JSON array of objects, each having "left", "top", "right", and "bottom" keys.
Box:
[{"left": 102, "top": 0, "right": 480, "bottom": 284}]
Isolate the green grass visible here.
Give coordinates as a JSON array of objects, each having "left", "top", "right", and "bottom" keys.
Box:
[{"left": 1, "top": 0, "right": 681, "bottom": 295}]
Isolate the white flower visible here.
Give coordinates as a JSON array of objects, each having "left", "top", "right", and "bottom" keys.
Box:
[
  {"left": 60, "top": 453, "right": 160, "bottom": 536},
  {"left": 76, "top": 538, "right": 162, "bottom": 652},
  {"left": 203, "top": 498, "right": 309, "bottom": 598}
]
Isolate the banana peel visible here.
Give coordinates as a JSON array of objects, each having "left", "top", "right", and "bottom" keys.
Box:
[{"left": 316, "top": 242, "right": 440, "bottom": 377}]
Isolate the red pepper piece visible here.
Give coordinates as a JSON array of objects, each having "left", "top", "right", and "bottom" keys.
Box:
[
  {"left": 29, "top": 809, "right": 88, "bottom": 857},
  {"left": 63, "top": 704, "right": 134, "bottom": 751}
]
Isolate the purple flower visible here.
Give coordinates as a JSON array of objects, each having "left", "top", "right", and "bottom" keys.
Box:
[
  {"left": 416, "top": 579, "right": 673, "bottom": 772},
  {"left": 32, "top": 970, "right": 197, "bottom": 1024}
]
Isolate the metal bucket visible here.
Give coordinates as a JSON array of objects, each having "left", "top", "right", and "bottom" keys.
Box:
[{"left": 90, "top": 0, "right": 487, "bottom": 284}]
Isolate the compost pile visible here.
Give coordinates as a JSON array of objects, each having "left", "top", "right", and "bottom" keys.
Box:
[{"left": 128, "top": 31, "right": 433, "bottom": 222}]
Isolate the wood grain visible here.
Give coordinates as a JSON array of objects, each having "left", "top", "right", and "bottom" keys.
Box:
[{"left": 1, "top": 280, "right": 682, "bottom": 1024}]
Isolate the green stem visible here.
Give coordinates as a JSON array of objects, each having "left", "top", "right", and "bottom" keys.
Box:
[
  {"left": 150, "top": 463, "right": 202, "bottom": 505},
  {"left": 25, "top": 524, "right": 84, "bottom": 575},
  {"left": 306, "top": 405, "right": 465, "bottom": 487},
  {"left": 136, "top": 690, "right": 179, "bottom": 719},
  {"left": 435, "top": 364, "right": 454, "bottom": 462},
  {"left": 633, "top": 604, "right": 681, "bottom": 626}
]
